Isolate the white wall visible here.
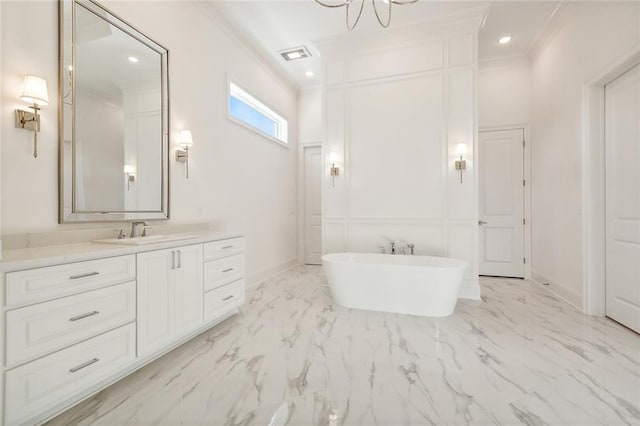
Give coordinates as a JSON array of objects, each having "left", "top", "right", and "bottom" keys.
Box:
[
  {"left": 0, "top": 1, "right": 299, "bottom": 281},
  {"left": 320, "top": 24, "right": 481, "bottom": 299},
  {"left": 0, "top": 0, "right": 3, "bottom": 258},
  {"left": 530, "top": 1, "right": 640, "bottom": 307},
  {"left": 298, "top": 87, "right": 322, "bottom": 144},
  {"left": 478, "top": 57, "right": 530, "bottom": 129}
]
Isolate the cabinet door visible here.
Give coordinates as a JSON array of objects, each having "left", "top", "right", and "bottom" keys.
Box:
[
  {"left": 174, "top": 244, "right": 204, "bottom": 335},
  {"left": 137, "top": 248, "right": 174, "bottom": 357}
]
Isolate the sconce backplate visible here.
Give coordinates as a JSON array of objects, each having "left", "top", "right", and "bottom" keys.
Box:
[
  {"left": 175, "top": 149, "right": 188, "bottom": 163},
  {"left": 15, "top": 110, "right": 40, "bottom": 131}
]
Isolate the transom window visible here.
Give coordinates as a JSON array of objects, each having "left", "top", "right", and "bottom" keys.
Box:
[{"left": 228, "top": 81, "right": 288, "bottom": 145}]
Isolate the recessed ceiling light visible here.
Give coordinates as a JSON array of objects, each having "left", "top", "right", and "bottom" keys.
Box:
[
  {"left": 305, "top": 71, "right": 314, "bottom": 78},
  {"left": 279, "top": 46, "right": 311, "bottom": 62},
  {"left": 128, "top": 56, "right": 139, "bottom": 63},
  {"left": 498, "top": 36, "right": 512, "bottom": 45}
]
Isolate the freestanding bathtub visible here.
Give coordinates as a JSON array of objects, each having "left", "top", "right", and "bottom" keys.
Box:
[{"left": 322, "top": 253, "right": 467, "bottom": 317}]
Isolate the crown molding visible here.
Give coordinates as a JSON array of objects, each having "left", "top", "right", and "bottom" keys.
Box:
[
  {"left": 528, "top": 1, "right": 571, "bottom": 62},
  {"left": 313, "top": 4, "right": 490, "bottom": 59},
  {"left": 196, "top": 2, "right": 301, "bottom": 92}
]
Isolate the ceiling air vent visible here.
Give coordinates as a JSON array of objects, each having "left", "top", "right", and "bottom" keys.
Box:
[{"left": 279, "top": 46, "right": 311, "bottom": 61}]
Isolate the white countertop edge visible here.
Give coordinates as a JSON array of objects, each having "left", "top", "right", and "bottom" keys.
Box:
[{"left": 0, "top": 231, "right": 245, "bottom": 272}]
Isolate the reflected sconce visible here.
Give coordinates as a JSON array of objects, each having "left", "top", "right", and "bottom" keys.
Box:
[
  {"left": 455, "top": 143, "right": 467, "bottom": 183},
  {"left": 124, "top": 165, "right": 136, "bottom": 191},
  {"left": 329, "top": 151, "right": 340, "bottom": 187},
  {"left": 176, "top": 130, "right": 193, "bottom": 179},
  {"left": 15, "top": 75, "right": 49, "bottom": 158}
]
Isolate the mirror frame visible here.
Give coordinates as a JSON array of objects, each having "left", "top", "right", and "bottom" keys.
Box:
[{"left": 58, "top": 0, "right": 170, "bottom": 223}]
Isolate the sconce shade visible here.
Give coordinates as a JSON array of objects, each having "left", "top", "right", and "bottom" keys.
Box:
[
  {"left": 455, "top": 143, "right": 467, "bottom": 156},
  {"left": 178, "top": 130, "right": 193, "bottom": 148},
  {"left": 20, "top": 76, "right": 49, "bottom": 106},
  {"left": 123, "top": 164, "right": 135, "bottom": 174},
  {"left": 329, "top": 152, "right": 339, "bottom": 163}
]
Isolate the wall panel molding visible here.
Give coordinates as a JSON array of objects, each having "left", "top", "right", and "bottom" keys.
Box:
[{"left": 321, "top": 27, "right": 482, "bottom": 300}]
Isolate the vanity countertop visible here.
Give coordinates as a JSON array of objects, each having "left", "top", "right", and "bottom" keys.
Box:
[{"left": 0, "top": 231, "right": 244, "bottom": 272}]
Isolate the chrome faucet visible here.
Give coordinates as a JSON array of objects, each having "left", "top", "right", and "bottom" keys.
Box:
[
  {"left": 130, "top": 221, "right": 149, "bottom": 238},
  {"left": 407, "top": 243, "right": 415, "bottom": 255},
  {"left": 390, "top": 241, "right": 396, "bottom": 255}
]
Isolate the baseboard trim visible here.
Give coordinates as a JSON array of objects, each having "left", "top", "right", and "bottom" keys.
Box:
[
  {"left": 246, "top": 259, "right": 300, "bottom": 288},
  {"left": 531, "top": 270, "right": 583, "bottom": 311},
  {"left": 458, "top": 279, "right": 482, "bottom": 300}
]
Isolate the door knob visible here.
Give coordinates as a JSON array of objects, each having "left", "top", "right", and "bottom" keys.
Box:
[{"left": 478, "top": 220, "right": 488, "bottom": 225}]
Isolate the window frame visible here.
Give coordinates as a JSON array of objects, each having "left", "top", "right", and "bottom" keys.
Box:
[{"left": 226, "top": 78, "right": 289, "bottom": 148}]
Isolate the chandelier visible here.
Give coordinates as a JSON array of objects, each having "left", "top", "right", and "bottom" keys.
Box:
[{"left": 314, "top": 0, "right": 419, "bottom": 30}]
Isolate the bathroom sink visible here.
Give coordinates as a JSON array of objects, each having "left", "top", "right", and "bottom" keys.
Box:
[{"left": 94, "top": 234, "right": 199, "bottom": 246}]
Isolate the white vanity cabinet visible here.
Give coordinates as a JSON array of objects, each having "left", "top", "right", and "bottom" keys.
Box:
[
  {"left": 137, "top": 244, "right": 203, "bottom": 357},
  {"left": 1, "top": 255, "right": 137, "bottom": 425},
  {"left": 0, "top": 233, "right": 245, "bottom": 426},
  {"left": 203, "top": 237, "right": 246, "bottom": 320}
]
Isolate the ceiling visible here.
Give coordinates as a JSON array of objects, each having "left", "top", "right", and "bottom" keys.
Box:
[
  {"left": 212, "top": 1, "right": 561, "bottom": 88},
  {"left": 479, "top": 1, "right": 559, "bottom": 61}
]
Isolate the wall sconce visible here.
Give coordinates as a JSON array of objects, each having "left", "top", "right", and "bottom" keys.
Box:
[
  {"left": 124, "top": 165, "right": 136, "bottom": 191},
  {"left": 15, "top": 75, "right": 49, "bottom": 158},
  {"left": 175, "top": 130, "right": 193, "bottom": 179},
  {"left": 329, "top": 151, "right": 340, "bottom": 187},
  {"left": 455, "top": 143, "right": 467, "bottom": 183}
]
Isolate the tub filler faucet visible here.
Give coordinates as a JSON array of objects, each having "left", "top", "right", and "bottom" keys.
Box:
[{"left": 377, "top": 241, "right": 395, "bottom": 254}]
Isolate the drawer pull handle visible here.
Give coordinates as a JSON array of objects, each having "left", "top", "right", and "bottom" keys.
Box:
[
  {"left": 222, "top": 295, "right": 234, "bottom": 301},
  {"left": 222, "top": 245, "right": 234, "bottom": 249},
  {"left": 69, "top": 271, "right": 100, "bottom": 280},
  {"left": 69, "top": 311, "right": 100, "bottom": 322},
  {"left": 222, "top": 268, "right": 234, "bottom": 273},
  {"left": 69, "top": 358, "right": 100, "bottom": 373}
]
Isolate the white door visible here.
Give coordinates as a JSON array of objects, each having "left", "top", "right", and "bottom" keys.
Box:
[
  {"left": 478, "top": 129, "right": 525, "bottom": 278},
  {"left": 174, "top": 244, "right": 204, "bottom": 335},
  {"left": 304, "top": 146, "right": 322, "bottom": 265},
  {"left": 137, "top": 248, "right": 174, "bottom": 357},
  {"left": 605, "top": 63, "right": 640, "bottom": 333}
]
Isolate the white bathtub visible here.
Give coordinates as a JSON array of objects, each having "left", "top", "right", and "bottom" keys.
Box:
[{"left": 322, "top": 253, "right": 467, "bottom": 317}]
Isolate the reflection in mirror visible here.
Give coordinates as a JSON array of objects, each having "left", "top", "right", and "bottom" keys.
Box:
[{"left": 60, "top": 0, "right": 169, "bottom": 222}]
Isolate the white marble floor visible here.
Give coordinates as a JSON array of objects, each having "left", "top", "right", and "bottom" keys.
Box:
[{"left": 48, "top": 266, "right": 640, "bottom": 425}]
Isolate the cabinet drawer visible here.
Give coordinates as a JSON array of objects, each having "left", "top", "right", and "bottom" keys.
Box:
[
  {"left": 204, "top": 279, "right": 245, "bottom": 321},
  {"left": 204, "top": 237, "right": 244, "bottom": 261},
  {"left": 6, "top": 255, "right": 136, "bottom": 307},
  {"left": 5, "top": 323, "right": 136, "bottom": 425},
  {"left": 6, "top": 281, "right": 136, "bottom": 367},
  {"left": 204, "top": 254, "right": 244, "bottom": 292}
]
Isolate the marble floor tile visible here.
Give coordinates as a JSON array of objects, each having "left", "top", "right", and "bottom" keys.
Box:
[{"left": 47, "top": 266, "right": 640, "bottom": 426}]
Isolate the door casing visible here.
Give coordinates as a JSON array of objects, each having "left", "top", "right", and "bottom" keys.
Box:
[
  {"left": 479, "top": 125, "right": 532, "bottom": 280},
  {"left": 299, "top": 143, "right": 323, "bottom": 265},
  {"left": 583, "top": 49, "right": 640, "bottom": 316}
]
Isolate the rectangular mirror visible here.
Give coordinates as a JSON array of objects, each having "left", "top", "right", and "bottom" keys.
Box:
[{"left": 59, "top": 0, "right": 169, "bottom": 222}]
